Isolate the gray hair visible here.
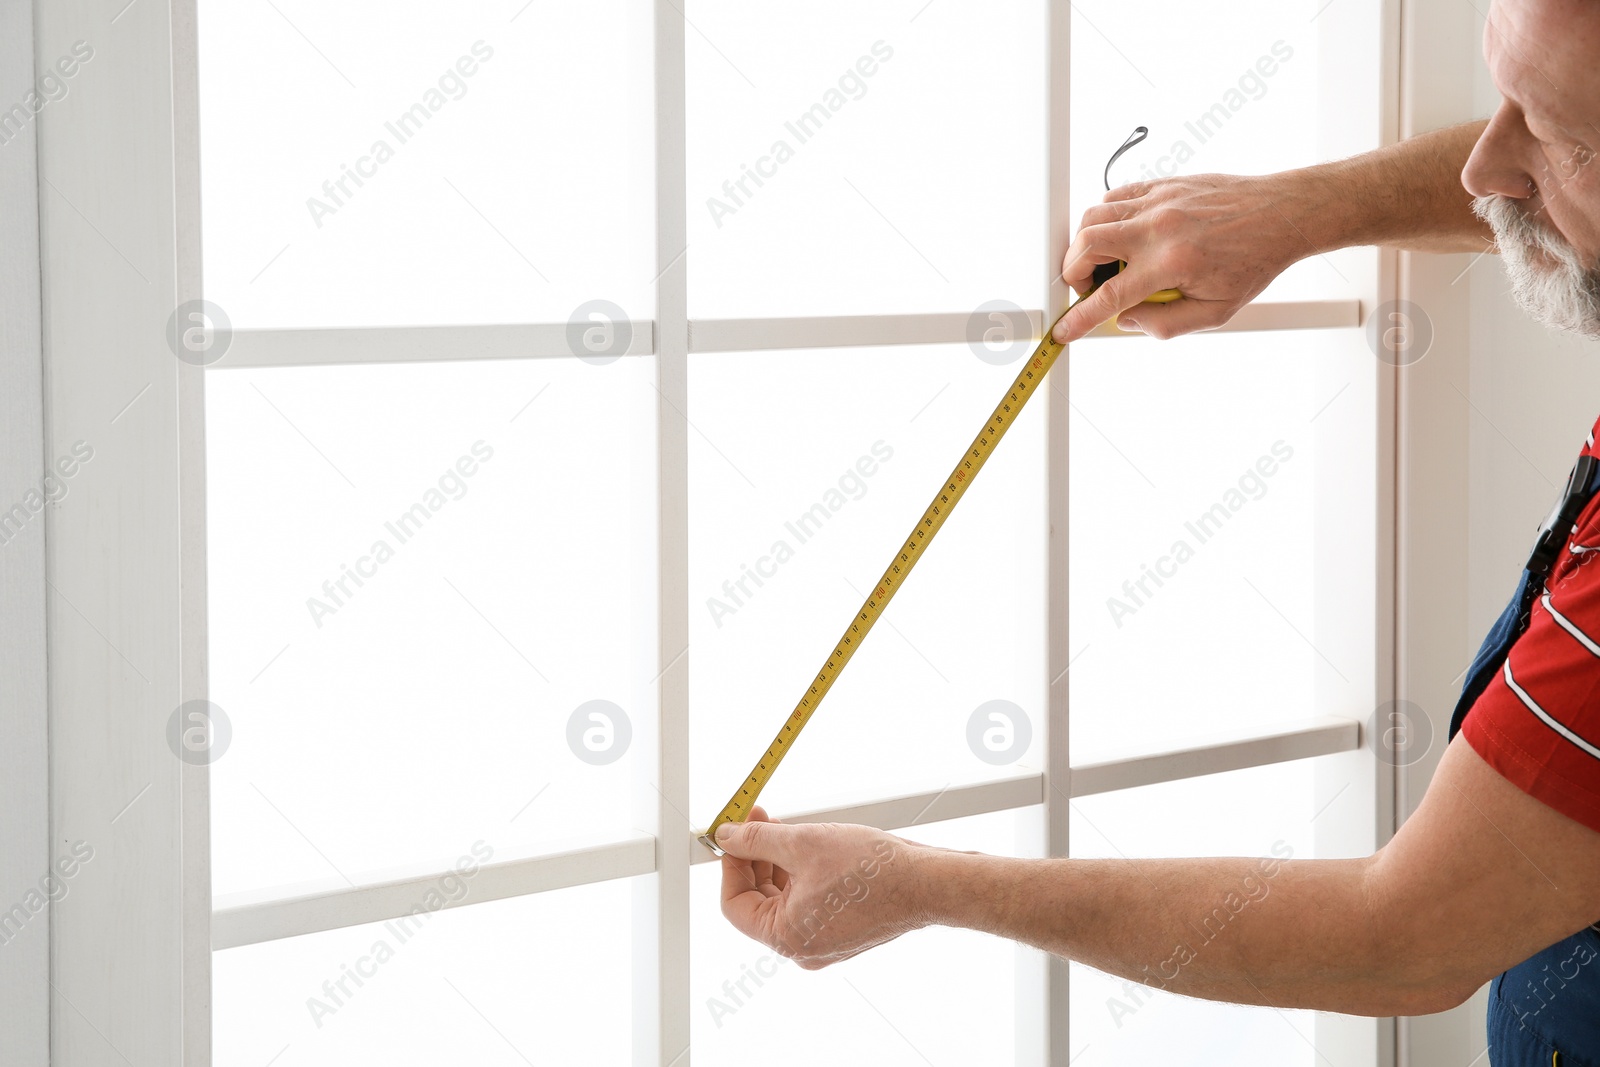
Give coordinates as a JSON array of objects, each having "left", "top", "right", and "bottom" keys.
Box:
[{"left": 1473, "top": 194, "right": 1600, "bottom": 338}]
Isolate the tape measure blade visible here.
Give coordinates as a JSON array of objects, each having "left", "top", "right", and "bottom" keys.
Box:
[{"left": 701, "top": 325, "right": 1068, "bottom": 846}]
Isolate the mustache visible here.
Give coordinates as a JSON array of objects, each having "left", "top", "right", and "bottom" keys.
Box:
[
  {"left": 1472, "top": 194, "right": 1579, "bottom": 263},
  {"left": 1470, "top": 193, "right": 1600, "bottom": 339}
]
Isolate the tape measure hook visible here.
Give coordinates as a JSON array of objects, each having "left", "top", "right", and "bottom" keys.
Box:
[{"left": 1103, "top": 125, "right": 1150, "bottom": 191}]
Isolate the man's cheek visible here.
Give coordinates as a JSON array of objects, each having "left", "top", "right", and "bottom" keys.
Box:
[
  {"left": 1562, "top": 144, "right": 1596, "bottom": 182},
  {"left": 1556, "top": 148, "right": 1586, "bottom": 183}
]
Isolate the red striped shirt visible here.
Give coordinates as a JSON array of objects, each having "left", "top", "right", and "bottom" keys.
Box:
[{"left": 1462, "top": 418, "right": 1600, "bottom": 836}]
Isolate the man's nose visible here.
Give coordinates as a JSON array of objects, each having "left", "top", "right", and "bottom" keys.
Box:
[{"left": 1462, "top": 103, "right": 1538, "bottom": 201}]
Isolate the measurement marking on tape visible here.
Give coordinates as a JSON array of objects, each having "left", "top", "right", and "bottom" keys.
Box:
[{"left": 697, "top": 310, "right": 1076, "bottom": 852}]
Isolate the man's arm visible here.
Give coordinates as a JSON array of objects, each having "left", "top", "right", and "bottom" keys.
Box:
[
  {"left": 717, "top": 735, "right": 1600, "bottom": 1016},
  {"left": 1054, "top": 120, "right": 1495, "bottom": 343}
]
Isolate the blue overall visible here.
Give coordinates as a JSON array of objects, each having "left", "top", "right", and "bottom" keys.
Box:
[{"left": 1448, "top": 457, "right": 1600, "bottom": 1066}]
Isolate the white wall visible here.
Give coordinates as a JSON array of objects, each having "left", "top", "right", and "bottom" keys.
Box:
[{"left": 1393, "top": 0, "right": 1480, "bottom": 1056}]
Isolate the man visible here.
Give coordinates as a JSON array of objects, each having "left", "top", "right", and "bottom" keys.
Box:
[{"left": 716, "top": 0, "right": 1600, "bottom": 1060}]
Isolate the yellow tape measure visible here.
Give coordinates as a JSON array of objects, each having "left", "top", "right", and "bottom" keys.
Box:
[
  {"left": 698, "top": 277, "right": 1179, "bottom": 852},
  {"left": 1129, "top": 274, "right": 1182, "bottom": 306}
]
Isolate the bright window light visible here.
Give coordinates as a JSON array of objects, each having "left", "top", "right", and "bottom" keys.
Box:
[
  {"left": 686, "top": 0, "right": 1045, "bottom": 318},
  {"left": 198, "top": 0, "right": 655, "bottom": 328},
  {"left": 689, "top": 344, "right": 1047, "bottom": 819},
  {"left": 206, "top": 357, "right": 657, "bottom": 898}
]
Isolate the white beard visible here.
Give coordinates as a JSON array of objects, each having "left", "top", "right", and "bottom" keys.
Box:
[{"left": 1473, "top": 194, "right": 1600, "bottom": 339}]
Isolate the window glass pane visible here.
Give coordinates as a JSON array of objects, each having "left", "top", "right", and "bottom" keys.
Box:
[
  {"left": 1069, "top": 327, "right": 1368, "bottom": 758},
  {"left": 686, "top": 0, "right": 1045, "bottom": 318},
  {"left": 214, "top": 877, "right": 633, "bottom": 1065},
  {"left": 198, "top": 0, "right": 654, "bottom": 328},
  {"left": 692, "top": 808, "right": 1040, "bottom": 1065},
  {"left": 689, "top": 345, "right": 1046, "bottom": 825},
  {"left": 206, "top": 356, "right": 656, "bottom": 899},
  {"left": 1069, "top": 760, "right": 1321, "bottom": 1067},
  {"left": 1069, "top": 0, "right": 1337, "bottom": 304}
]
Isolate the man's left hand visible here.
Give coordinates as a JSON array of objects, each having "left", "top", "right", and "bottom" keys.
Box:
[{"left": 716, "top": 808, "right": 932, "bottom": 969}]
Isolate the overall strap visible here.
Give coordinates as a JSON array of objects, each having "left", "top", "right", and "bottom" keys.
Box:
[{"left": 1448, "top": 455, "right": 1600, "bottom": 741}]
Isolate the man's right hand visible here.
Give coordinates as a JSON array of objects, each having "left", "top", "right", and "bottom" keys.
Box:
[
  {"left": 1052, "top": 121, "right": 1495, "bottom": 344},
  {"left": 1053, "top": 171, "right": 1322, "bottom": 343}
]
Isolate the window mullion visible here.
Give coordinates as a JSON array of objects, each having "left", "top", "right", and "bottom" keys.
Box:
[
  {"left": 637, "top": 1, "right": 692, "bottom": 1065},
  {"left": 1039, "top": 2, "right": 1073, "bottom": 1063},
  {"left": 173, "top": 0, "right": 213, "bottom": 1058}
]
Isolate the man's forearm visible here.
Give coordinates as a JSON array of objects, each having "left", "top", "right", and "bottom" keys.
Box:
[
  {"left": 1054, "top": 120, "right": 1496, "bottom": 341},
  {"left": 1285, "top": 120, "right": 1493, "bottom": 256},
  {"left": 915, "top": 850, "right": 1466, "bottom": 1017}
]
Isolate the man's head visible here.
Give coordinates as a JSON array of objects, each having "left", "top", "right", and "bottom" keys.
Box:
[{"left": 1462, "top": 0, "right": 1600, "bottom": 337}]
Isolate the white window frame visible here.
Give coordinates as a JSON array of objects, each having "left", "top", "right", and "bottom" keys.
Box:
[
  {"left": 31, "top": 1, "right": 1407, "bottom": 1064},
  {"left": 1, "top": 0, "right": 50, "bottom": 1062}
]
